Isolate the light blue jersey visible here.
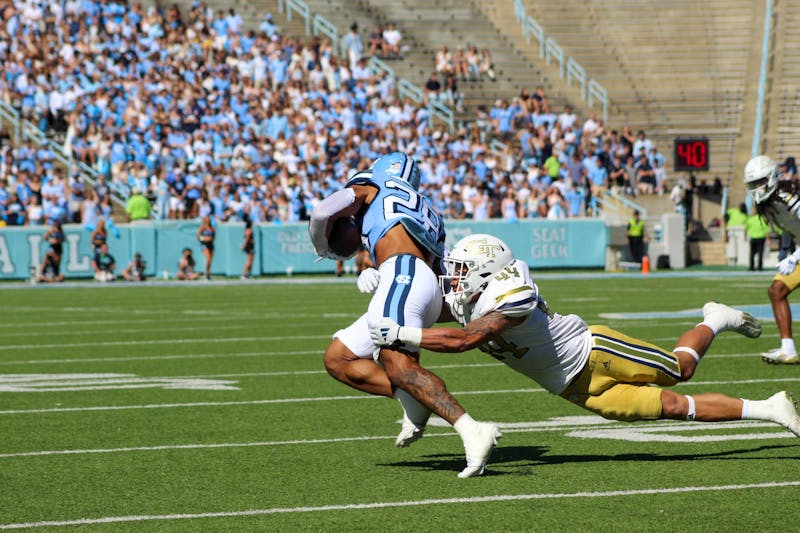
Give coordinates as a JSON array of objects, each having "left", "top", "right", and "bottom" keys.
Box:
[{"left": 347, "top": 171, "right": 445, "bottom": 264}]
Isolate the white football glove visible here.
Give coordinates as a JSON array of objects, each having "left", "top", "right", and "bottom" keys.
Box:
[
  {"left": 356, "top": 267, "right": 380, "bottom": 293},
  {"left": 369, "top": 317, "right": 422, "bottom": 349},
  {"left": 369, "top": 317, "right": 401, "bottom": 347},
  {"left": 777, "top": 252, "right": 800, "bottom": 276}
]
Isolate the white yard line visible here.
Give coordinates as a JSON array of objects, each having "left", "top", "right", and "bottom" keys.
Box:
[
  {"left": 1, "top": 481, "right": 798, "bottom": 529},
  {"left": 0, "top": 389, "right": 544, "bottom": 415},
  {"left": 0, "top": 351, "right": 324, "bottom": 365},
  {"left": 0, "top": 311, "right": 352, "bottom": 330},
  {"left": 3, "top": 374, "right": 800, "bottom": 415},
  {"left": 0, "top": 335, "right": 330, "bottom": 351},
  {"left": 0, "top": 324, "right": 264, "bottom": 338},
  {"left": 0, "top": 419, "right": 787, "bottom": 459}
]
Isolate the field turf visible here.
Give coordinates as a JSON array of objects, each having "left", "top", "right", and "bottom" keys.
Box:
[{"left": 1, "top": 273, "right": 799, "bottom": 531}]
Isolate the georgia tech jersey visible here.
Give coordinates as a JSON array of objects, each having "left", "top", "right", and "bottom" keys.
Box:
[
  {"left": 456, "top": 259, "right": 591, "bottom": 394},
  {"left": 761, "top": 188, "right": 800, "bottom": 240}
]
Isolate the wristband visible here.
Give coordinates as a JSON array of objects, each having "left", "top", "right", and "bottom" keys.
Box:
[{"left": 398, "top": 326, "right": 423, "bottom": 349}]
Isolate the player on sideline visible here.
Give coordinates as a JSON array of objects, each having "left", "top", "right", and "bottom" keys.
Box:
[
  {"left": 370, "top": 234, "right": 800, "bottom": 435},
  {"left": 745, "top": 155, "right": 800, "bottom": 364},
  {"left": 309, "top": 152, "right": 500, "bottom": 478}
]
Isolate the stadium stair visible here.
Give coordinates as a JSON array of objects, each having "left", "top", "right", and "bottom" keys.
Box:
[{"left": 476, "top": 0, "right": 766, "bottom": 187}]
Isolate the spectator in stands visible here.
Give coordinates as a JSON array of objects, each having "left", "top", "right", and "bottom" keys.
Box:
[
  {"left": 435, "top": 45, "right": 453, "bottom": 75},
  {"left": 608, "top": 155, "right": 628, "bottom": 195},
  {"left": 558, "top": 105, "right": 577, "bottom": 131},
  {"left": 629, "top": 130, "right": 650, "bottom": 157},
  {"left": 0, "top": 0, "right": 668, "bottom": 233},
  {"left": 260, "top": 13, "right": 279, "bottom": 38},
  {"left": 443, "top": 73, "right": 463, "bottom": 112},
  {"left": 464, "top": 46, "right": 481, "bottom": 81},
  {"left": 382, "top": 22, "right": 402, "bottom": 58},
  {"left": 546, "top": 186, "right": 567, "bottom": 219},
  {"left": 368, "top": 24, "right": 384, "bottom": 57},
  {"left": 652, "top": 158, "right": 668, "bottom": 194},
  {"left": 478, "top": 48, "right": 497, "bottom": 81},
  {"left": 588, "top": 155, "right": 609, "bottom": 197},
  {"left": 197, "top": 215, "right": 215, "bottom": 281},
  {"left": 636, "top": 154, "right": 656, "bottom": 195},
  {"left": 92, "top": 243, "right": 116, "bottom": 282},
  {"left": 343, "top": 22, "right": 363, "bottom": 68},
  {"left": 67, "top": 174, "right": 86, "bottom": 223},
  {"left": 93, "top": 175, "right": 110, "bottom": 206},
  {"left": 501, "top": 189, "right": 520, "bottom": 220},
  {"left": 126, "top": 187, "right": 151, "bottom": 222},
  {"left": 25, "top": 195, "right": 43, "bottom": 226},
  {"left": 491, "top": 99, "right": 515, "bottom": 142},
  {"left": 582, "top": 112, "right": 603, "bottom": 144},
  {"left": 565, "top": 180, "right": 586, "bottom": 218},
  {"left": 177, "top": 247, "right": 201, "bottom": 281},
  {"left": 4, "top": 192, "right": 25, "bottom": 226},
  {"left": 121, "top": 253, "right": 147, "bottom": 282},
  {"left": 424, "top": 72, "right": 443, "bottom": 105}
]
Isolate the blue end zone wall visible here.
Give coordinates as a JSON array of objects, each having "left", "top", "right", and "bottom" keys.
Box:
[{"left": 0, "top": 219, "right": 607, "bottom": 279}]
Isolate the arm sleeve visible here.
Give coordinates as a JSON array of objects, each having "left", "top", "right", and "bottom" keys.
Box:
[{"left": 308, "top": 188, "right": 356, "bottom": 257}]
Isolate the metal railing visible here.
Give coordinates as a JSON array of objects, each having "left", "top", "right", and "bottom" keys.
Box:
[
  {"left": 588, "top": 80, "right": 608, "bottom": 125},
  {"left": 545, "top": 37, "right": 564, "bottom": 79},
  {"left": 511, "top": 0, "right": 608, "bottom": 123},
  {"left": 313, "top": 13, "right": 337, "bottom": 48},
  {"left": 566, "top": 57, "right": 586, "bottom": 100},
  {"left": 283, "top": 0, "right": 310, "bottom": 35},
  {"left": 0, "top": 100, "right": 127, "bottom": 208}
]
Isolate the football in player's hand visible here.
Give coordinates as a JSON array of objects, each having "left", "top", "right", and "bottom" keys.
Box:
[{"left": 329, "top": 217, "right": 361, "bottom": 259}]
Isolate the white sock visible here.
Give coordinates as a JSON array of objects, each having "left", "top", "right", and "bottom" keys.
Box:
[
  {"left": 453, "top": 413, "right": 479, "bottom": 438},
  {"left": 394, "top": 388, "right": 430, "bottom": 428},
  {"left": 698, "top": 320, "right": 720, "bottom": 335},
  {"left": 741, "top": 398, "right": 774, "bottom": 422},
  {"left": 781, "top": 338, "right": 797, "bottom": 355}
]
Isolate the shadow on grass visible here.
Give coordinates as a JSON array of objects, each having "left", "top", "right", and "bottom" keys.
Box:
[{"left": 379, "top": 443, "right": 797, "bottom": 476}]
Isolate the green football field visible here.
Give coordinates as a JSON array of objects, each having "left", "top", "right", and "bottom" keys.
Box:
[{"left": 1, "top": 273, "right": 799, "bottom": 531}]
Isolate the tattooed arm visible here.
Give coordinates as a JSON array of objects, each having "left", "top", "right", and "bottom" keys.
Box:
[{"left": 418, "top": 312, "right": 525, "bottom": 353}]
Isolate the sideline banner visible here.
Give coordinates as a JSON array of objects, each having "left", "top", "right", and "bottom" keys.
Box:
[{"left": 0, "top": 219, "right": 607, "bottom": 279}]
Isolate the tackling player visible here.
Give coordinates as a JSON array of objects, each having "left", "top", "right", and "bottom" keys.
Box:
[
  {"left": 744, "top": 155, "right": 800, "bottom": 364},
  {"left": 370, "top": 234, "right": 800, "bottom": 436},
  {"left": 309, "top": 152, "right": 500, "bottom": 478}
]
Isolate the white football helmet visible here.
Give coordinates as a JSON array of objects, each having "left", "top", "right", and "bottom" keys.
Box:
[
  {"left": 744, "top": 155, "right": 780, "bottom": 204},
  {"left": 440, "top": 234, "right": 515, "bottom": 318}
]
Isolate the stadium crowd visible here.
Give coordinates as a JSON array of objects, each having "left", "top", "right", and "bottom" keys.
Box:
[{"left": 0, "top": 0, "right": 672, "bottom": 229}]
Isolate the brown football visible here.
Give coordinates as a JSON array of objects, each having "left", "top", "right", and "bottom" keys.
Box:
[{"left": 329, "top": 217, "right": 362, "bottom": 258}]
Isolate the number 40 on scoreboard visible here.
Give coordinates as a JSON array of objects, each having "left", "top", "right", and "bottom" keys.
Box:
[{"left": 673, "top": 138, "right": 709, "bottom": 172}]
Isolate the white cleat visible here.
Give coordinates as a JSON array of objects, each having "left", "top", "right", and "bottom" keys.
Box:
[
  {"left": 395, "top": 423, "right": 425, "bottom": 448},
  {"left": 761, "top": 348, "right": 799, "bottom": 365},
  {"left": 702, "top": 301, "right": 762, "bottom": 338},
  {"left": 458, "top": 422, "right": 501, "bottom": 478},
  {"left": 769, "top": 391, "right": 800, "bottom": 437}
]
